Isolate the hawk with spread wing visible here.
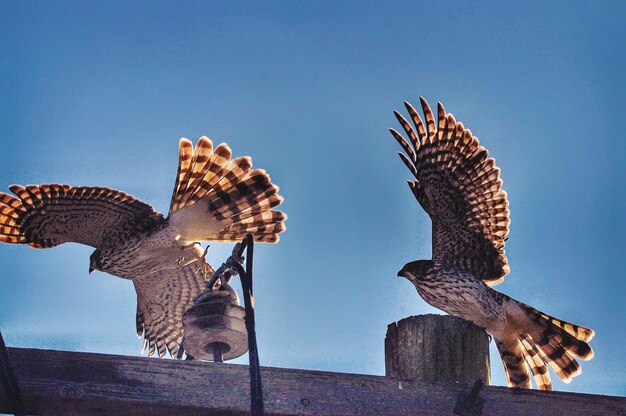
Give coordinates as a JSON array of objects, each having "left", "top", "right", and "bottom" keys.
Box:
[
  {"left": 390, "top": 97, "right": 593, "bottom": 390},
  {"left": 0, "top": 137, "right": 286, "bottom": 358}
]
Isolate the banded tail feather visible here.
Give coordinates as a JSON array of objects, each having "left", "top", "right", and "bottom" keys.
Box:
[
  {"left": 520, "top": 334, "right": 552, "bottom": 390},
  {"left": 170, "top": 137, "right": 238, "bottom": 213},
  {"left": 168, "top": 137, "right": 287, "bottom": 244},
  {"left": 495, "top": 294, "right": 594, "bottom": 390},
  {"left": 496, "top": 338, "right": 533, "bottom": 389}
]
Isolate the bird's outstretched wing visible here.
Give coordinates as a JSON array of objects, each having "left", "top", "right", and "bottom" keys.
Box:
[
  {"left": 390, "top": 97, "right": 510, "bottom": 284},
  {"left": 168, "top": 137, "right": 287, "bottom": 243},
  {"left": 0, "top": 184, "right": 164, "bottom": 249},
  {"left": 133, "top": 261, "right": 212, "bottom": 358}
]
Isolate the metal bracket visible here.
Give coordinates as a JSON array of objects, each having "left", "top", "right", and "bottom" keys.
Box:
[
  {"left": 184, "top": 234, "right": 264, "bottom": 416},
  {"left": 453, "top": 379, "right": 485, "bottom": 416},
  {"left": 202, "top": 242, "right": 245, "bottom": 294}
]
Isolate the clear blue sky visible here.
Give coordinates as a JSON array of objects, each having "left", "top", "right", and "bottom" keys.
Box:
[{"left": 0, "top": 1, "right": 624, "bottom": 396}]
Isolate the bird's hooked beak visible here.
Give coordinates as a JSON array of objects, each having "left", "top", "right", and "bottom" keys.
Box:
[
  {"left": 397, "top": 264, "right": 414, "bottom": 282},
  {"left": 89, "top": 249, "right": 101, "bottom": 275}
]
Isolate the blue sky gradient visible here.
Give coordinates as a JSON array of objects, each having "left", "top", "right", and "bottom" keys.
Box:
[{"left": 0, "top": 1, "right": 624, "bottom": 396}]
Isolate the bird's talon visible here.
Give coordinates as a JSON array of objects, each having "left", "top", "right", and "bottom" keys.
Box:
[{"left": 200, "top": 245, "right": 210, "bottom": 262}]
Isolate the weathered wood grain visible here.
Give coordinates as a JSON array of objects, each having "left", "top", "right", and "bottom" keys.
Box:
[
  {"left": 386, "top": 315, "right": 491, "bottom": 384},
  {"left": 0, "top": 347, "right": 623, "bottom": 415}
]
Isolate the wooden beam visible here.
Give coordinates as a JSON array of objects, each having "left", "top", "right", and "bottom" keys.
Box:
[{"left": 0, "top": 347, "right": 624, "bottom": 416}]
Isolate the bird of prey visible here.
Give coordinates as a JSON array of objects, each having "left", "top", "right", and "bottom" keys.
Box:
[
  {"left": 389, "top": 97, "right": 593, "bottom": 390},
  {"left": 0, "top": 137, "right": 286, "bottom": 358}
]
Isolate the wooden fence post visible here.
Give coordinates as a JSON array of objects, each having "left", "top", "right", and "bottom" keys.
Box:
[{"left": 385, "top": 314, "right": 490, "bottom": 384}]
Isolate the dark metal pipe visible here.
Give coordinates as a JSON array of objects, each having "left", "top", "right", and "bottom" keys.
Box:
[
  {"left": 235, "top": 233, "right": 264, "bottom": 416},
  {"left": 0, "top": 331, "right": 27, "bottom": 416}
]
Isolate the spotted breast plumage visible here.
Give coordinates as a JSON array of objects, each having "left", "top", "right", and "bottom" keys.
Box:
[
  {"left": 0, "top": 137, "right": 286, "bottom": 358},
  {"left": 389, "top": 97, "right": 593, "bottom": 390}
]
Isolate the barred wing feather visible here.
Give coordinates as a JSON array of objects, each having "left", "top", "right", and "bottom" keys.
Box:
[
  {"left": 0, "top": 184, "right": 163, "bottom": 249},
  {"left": 133, "top": 261, "right": 212, "bottom": 358},
  {"left": 391, "top": 98, "right": 510, "bottom": 284}
]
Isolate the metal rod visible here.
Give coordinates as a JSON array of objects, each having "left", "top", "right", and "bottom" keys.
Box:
[
  {"left": 204, "top": 240, "right": 249, "bottom": 292},
  {"left": 212, "top": 343, "right": 224, "bottom": 363},
  {"left": 0, "top": 331, "right": 27, "bottom": 416},
  {"left": 236, "top": 233, "right": 264, "bottom": 416},
  {"left": 193, "top": 234, "right": 263, "bottom": 414}
]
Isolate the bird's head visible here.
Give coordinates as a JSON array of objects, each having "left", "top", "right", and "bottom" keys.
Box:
[
  {"left": 397, "top": 260, "right": 431, "bottom": 283},
  {"left": 89, "top": 249, "right": 103, "bottom": 274}
]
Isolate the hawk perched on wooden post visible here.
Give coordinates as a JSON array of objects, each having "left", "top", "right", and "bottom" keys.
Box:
[
  {"left": 389, "top": 97, "right": 594, "bottom": 390},
  {"left": 0, "top": 137, "right": 286, "bottom": 358}
]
